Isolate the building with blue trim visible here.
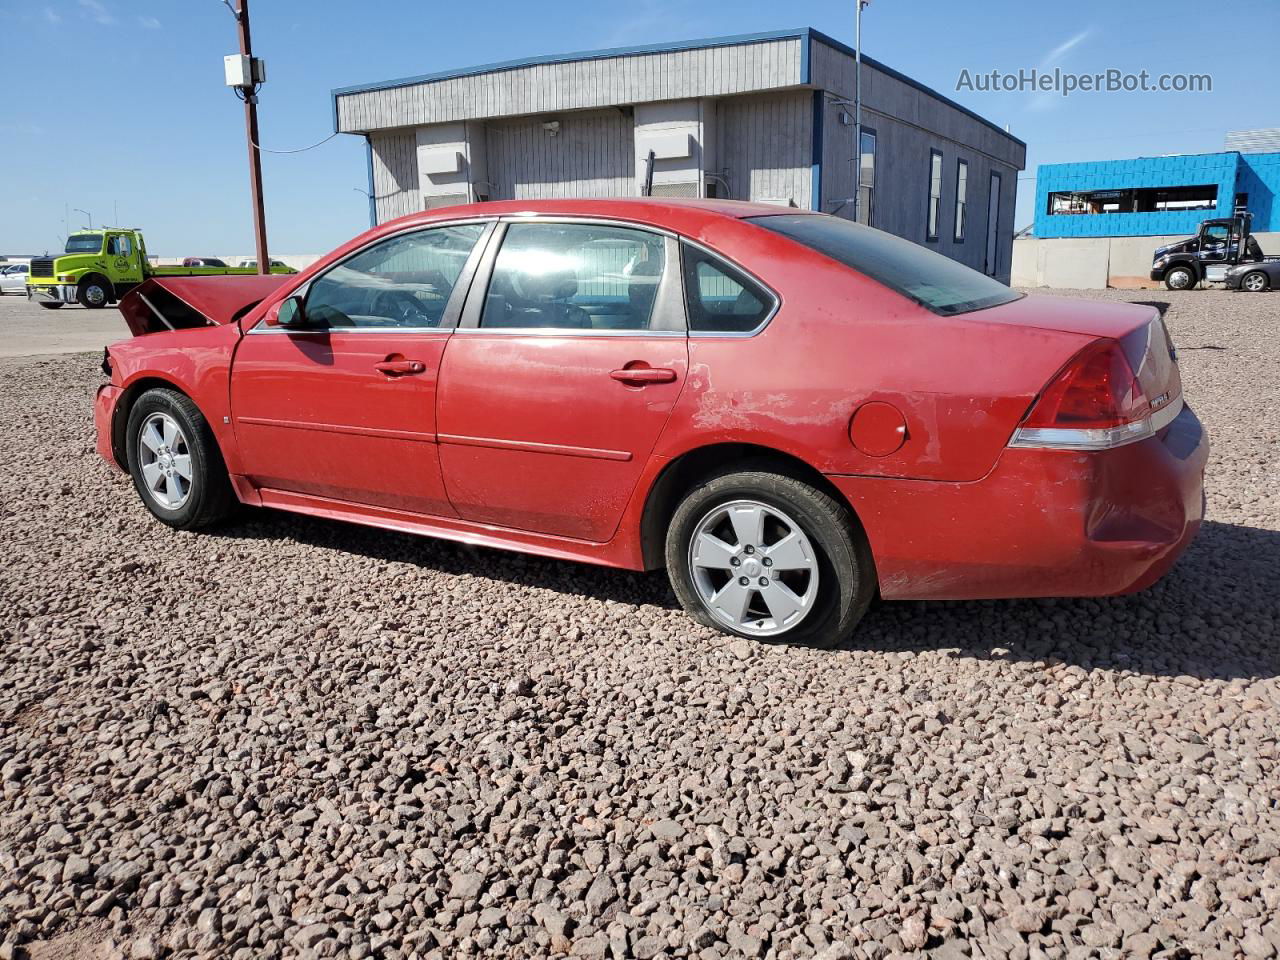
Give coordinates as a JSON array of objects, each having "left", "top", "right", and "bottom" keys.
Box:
[
  {"left": 331, "top": 28, "right": 1025, "bottom": 281},
  {"left": 1034, "top": 151, "right": 1280, "bottom": 239}
]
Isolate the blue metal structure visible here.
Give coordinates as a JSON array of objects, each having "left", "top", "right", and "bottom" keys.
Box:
[{"left": 1034, "top": 152, "right": 1280, "bottom": 238}]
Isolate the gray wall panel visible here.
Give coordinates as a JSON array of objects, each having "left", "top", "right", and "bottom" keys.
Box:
[
  {"left": 486, "top": 110, "right": 636, "bottom": 201},
  {"left": 716, "top": 91, "right": 812, "bottom": 208},
  {"left": 337, "top": 39, "right": 804, "bottom": 133},
  {"left": 370, "top": 129, "right": 420, "bottom": 222}
]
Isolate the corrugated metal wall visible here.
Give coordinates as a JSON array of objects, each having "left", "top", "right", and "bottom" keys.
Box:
[
  {"left": 369, "top": 130, "right": 420, "bottom": 221},
  {"left": 337, "top": 40, "right": 803, "bottom": 133},
  {"left": 716, "top": 92, "right": 812, "bottom": 207},
  {"left": 486, "top": 110, "right": 636, "bottom": 200}
]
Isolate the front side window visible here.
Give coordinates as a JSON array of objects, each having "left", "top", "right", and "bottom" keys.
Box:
[
  {"left": 857, "top": 129, "right": 876, "bottom": 226},
  {"left": 927, "top": 150, "right": 943, "bottom": 242},
  {"left": 749, "top": 213, "right": 1021, "bottom": 317},
  {"left": 481, "top": 223, "right": 666, "bottom": 331},
  {"left": 65, "top": 234, "right": 104, "bottom": 254},
  {"left": 304, "top": 223, "right": 486, "bottom": 329},
  {"left": 682, "top": 244, "right": 774, "bottom": 334},
  {"left": 107, "top": 235, "right": 132, "bottom": 257},
  {"left": 954, "top": 160, "right": 968, "bottom": 242}
]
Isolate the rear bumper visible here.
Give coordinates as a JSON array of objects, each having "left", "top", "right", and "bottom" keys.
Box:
[
  {"left": 28, "top": 283, "right": 77, "bottom": 304},
  {"left": 831, "top": 403, "right": 1209, "bottom": 601},
  {"left": 95, "top": 383, "right": 124, "bottom": 470}
]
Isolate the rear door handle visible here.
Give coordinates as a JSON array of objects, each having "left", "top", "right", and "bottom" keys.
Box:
[
  {"left": 375, "top": 359, "right": 426, "bottom": 377},
  {"left": 609, "top": 366, "right": 677, "bottom": 384}
]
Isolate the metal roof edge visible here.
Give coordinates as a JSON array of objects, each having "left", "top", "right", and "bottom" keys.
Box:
[
  {"left": 329, "top": 25, "right": 1024, "bottom": 152},
  {"left": 804, "top": 29, "right": 1025, "bottom": 151}
]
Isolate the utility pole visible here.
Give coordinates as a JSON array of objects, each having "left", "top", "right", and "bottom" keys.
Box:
[
  {"left": 224, "top": 0, "right": 269, "bottom": 274},
  {"left": 851, "top": 0, "right": 869, "bottom": 225}
]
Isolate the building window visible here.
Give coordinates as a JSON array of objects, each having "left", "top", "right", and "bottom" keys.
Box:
[
  {"left": 954, "top": 160, "right": 968, "bottom": 242},
  {"left": 1046, "top": 185, "right": 1218, "bottom": 215},
  {"left": 927, "top": 149, "right": 943, "bottom": 242},
  {"left": 857, "top": 129, "right": 876, "bottom": 226}
]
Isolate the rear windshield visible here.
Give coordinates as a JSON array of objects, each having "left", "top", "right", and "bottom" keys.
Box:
[{"left": 747, "top": 214, "right": 1022, "bottom": 316}]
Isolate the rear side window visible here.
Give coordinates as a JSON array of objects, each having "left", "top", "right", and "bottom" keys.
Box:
[
  {"left": 748, "top": 214, "right": 1021, "bottom": 316},
  {"left": 681, "top": 244, "right": 773, "bottom": 334}
]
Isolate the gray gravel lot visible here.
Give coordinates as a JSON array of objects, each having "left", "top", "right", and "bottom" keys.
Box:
[{"left": 0, "top": 289, "right": 1277, "bottom": 960}]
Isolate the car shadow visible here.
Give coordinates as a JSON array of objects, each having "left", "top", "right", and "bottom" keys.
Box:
[{"left": 219, "top": 512, "right": 1279, "bottom": 681}]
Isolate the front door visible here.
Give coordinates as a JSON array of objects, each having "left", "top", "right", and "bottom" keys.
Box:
[
  {"left": 230, "top": 221, "right": 491, "bottom": 515},
  {"left": 106, "top": 232, "right": 144, "bottom": 291},
  {"left": 437, "top": 219, "right": 688, "bottom": 542}
]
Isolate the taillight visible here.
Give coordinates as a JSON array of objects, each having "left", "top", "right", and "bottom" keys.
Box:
[
  {"left": 1010, "top": 339, "right": 1180, "bottom": 451},
  {"left": 1022, "top": 340, "right": 1149, "bottom": 429}
]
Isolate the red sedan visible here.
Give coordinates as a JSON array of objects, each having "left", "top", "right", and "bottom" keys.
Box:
[{"left": 96, "top": 199, "right": 1207, "bottom": 646}]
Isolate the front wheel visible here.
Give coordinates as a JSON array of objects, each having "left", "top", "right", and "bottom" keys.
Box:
[
  {"left": 1164, "top": 266, "right": 1196, "bottom": 291},
  {"left": 665, "top": 468, "right": 877, "bottom": 647},
  {"left": 77, "top": 277, "right": 111, "bottom": 308},
  {"left": 38, "top": 302, "right": 64, "bottom": 310},
  {"left": 1241, "top": 271, "right": 1270, "bottom": 293},
  {"left": 125, "top": 388, "right": 234, "bottom": 530}
]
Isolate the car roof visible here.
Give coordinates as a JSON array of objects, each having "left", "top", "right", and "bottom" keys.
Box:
[{"left": 376, "top": 197, "right": 818, "bottom": 234}]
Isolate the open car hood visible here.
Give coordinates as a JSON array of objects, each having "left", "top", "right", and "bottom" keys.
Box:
[{"left": 118, "top": 275, "right": 291, "bottom": 335}]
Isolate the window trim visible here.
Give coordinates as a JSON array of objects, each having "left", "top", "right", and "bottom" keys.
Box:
[
  {"left": 455, "top": 216, "right": 688, "bottom": 336},
  {"left": 251, "top": 218, "right": 497, "bottom": 335},
  {"left": 680, "top": 239, "right": 781, "bottom": 339},
  {"left": 954, "top": 158, "right": 968, "bottom": 243},
  {"left": 926, "top": 148, "right": 944, "bottom": 243}
]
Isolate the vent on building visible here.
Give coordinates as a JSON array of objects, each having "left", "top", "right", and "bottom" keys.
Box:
[
  {"left": 649, "top": 181, "right": 701, "bottom": 199},
  {"left": 423, "top": 194, "right": 471, "bottom": 210}
]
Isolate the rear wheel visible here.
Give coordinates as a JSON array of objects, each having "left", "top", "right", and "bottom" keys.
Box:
[
  {"left": 125, "top": 388, "right": 234, "bottom": 530},
  {"left": 1241, "top": 270, "right": 1270, "bottom": 293},
  {"left": 665, "top": 467, "right": 876, "bottom": 647},
  {"left": 38, "top": 302, "right": 64, "bottom": 310},
  {"left": 77, "top": 276, "right": 111, "bottom": 309},
  {"left": 1164, "top": 265, "right": 1196, "bottom": 291}
]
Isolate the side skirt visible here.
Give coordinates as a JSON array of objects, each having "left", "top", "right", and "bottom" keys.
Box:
[{"left": 252, "top": 486, "right": 644, "bottom": 571}]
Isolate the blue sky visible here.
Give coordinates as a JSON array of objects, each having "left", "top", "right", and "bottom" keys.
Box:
[{"left": 1, "top": 0, "right": 1270, "bottom": 256}]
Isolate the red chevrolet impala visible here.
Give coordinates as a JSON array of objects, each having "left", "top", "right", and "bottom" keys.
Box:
[{"left": 97, "top": 199, "right": 1207, "bottom": 646}]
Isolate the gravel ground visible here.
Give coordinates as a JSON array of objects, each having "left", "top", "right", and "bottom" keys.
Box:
[{"left": 1, "top": 289, "right": 1277, "bottom": 960}]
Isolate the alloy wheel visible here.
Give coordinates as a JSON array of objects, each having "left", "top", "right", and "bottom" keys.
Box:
[
  {"left": 137, "top": 412, "right": 193, "bottom": 509},
  {"left": 688, "top": 499, "right": 819, "bottom": 637},
  {"left": 1243, "top": 273, "right": 1267, "bottom": 292}
]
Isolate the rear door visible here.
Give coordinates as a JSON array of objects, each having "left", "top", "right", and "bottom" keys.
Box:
[
  {"left": 436, "top": 218, "right": 688, "bottom": 542},
  {"left": 229, "top": 220, "right": 492, "bottom": 515}
]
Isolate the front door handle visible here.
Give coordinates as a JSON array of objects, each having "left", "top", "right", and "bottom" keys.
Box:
[
  {"left": 375, "top": 359, "right": 426, "bottom": 377},
  {"left": 609, "top": 366, "right": 677, "bottom": 385}
]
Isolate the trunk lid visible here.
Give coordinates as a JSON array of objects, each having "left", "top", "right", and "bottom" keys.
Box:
[
  {"left": 976, "top": 294, "right": 1183, "bottom": 422},
  {"left": 118, "top": 275, "right": 290, "bottom": 335}
]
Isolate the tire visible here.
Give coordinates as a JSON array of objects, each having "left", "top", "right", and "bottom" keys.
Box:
[
  {"left": 665, "top": 466, "right": 877, "bottom": 648},
  {"left": 1241, "top": 271, "right": 1270, "bottom": 293},
  {"left": 77, "top": 276, "right": 111, "bottom": 309},
  {"left": 125, "top": 388, "right": 234, "bottom": 530},
  {"left": 38, "top": 302, "right": 64, "bottom": 310},
  {"left": 1164, "top": 265, "right": 1196, "bottom": 291}
]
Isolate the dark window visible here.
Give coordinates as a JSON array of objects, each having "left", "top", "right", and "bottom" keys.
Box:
[
  {"left": 749, "top": 213, "right": 1022, "bottom": 317},
  {"left": 106, "top": 235, "right": 132, "bottom": 257},
  {"left": 681, "top": 244, "right": 773, "bottom": 334},
  {"left": 480, "top": 223, "right": 666, "bottom": 331},
  {"left": 954, "top": 160, "right": 968, "bottom": 242},
  {"left": 857, "top": 128, "right": 876, "bottom": 226},
  {"left": 927, "top": 150, "right": 943, "bottom": 242},
  {"left": 64, "top": 234, "right": 104, "bottom": 254},
  {"left": 1047, "top": 184, "right": 1218, "bottom": 215},
  {"left": 305, "top": 223, "right": 485, "bottom": 329}
]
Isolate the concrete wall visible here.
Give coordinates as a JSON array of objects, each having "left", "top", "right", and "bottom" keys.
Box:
[{"left": 1012, "top": 232, "right": 1280, "bottom": 288}]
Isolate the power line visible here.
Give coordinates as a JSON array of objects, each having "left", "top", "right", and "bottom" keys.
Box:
[{"left": 250, "top": 131, "right": 342, "bottom": 154}]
